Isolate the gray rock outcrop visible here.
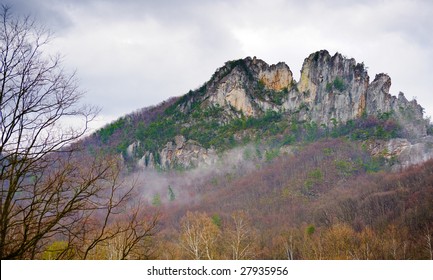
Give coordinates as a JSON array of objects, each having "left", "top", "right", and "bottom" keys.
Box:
[
  {"left": 177, "top": 50, "right": 427, "bottom": 138},
  {"left": 159, "top": 135, "right": 217, "bottom": 169},
  {"left": 368, "top": 136, "right": 433, "bottom": 170},
  {"left": 293, "top": 51, "right": 427, "bottom": 137},
  {"left": 132, "top": 50, "right": 430, "bottom": 170}
]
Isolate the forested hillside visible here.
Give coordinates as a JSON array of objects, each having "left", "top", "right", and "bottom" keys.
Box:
[
  {"left": 66, "top": 50, "right": 433, "bottom": 260},
  {"left": 81, "top": 50, "right": 432, "bottom": 172},
  {"left": 2, "top": 11, "right": 432, "bottom": 259},
  {"left": 147, "top": 139, "right": 433, "bottom": 260}
]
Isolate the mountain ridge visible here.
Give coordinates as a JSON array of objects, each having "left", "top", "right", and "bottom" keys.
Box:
[
  {"left": 176, "top": 50, "right": 426, "bottom": 135},
  {"left": 83, "top": 50, "right": 432, "bottom": 170}
]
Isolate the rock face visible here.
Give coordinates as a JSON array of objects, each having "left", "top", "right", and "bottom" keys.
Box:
[
  {"left": 181, "top": 57, "right": 294, "bottom": 119},
  {"left": 182, "top": 50, "right": 427, "bottom": 137},
  {"left": 131, "top": 50, "right": 430, "bottom": 170},
  {"left": 368, "top": 136, "right": 433, "bottom": 170},
  {"left": 293, "top": 51, "right": 427, "bottom": 137},
  {"left": 132, "top": 135, "right": 217, "bottom": 170},
  {"left": 296, "top": 51, "right": 370, "bottom": 124},
  {"left": 159, "top": 135, "right": 217, "bottom": 169},
  {"left": 366, "top": 75, "right": 427, "bottom": 138}
]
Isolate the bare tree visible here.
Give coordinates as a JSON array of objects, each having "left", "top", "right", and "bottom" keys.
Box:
[
  {"left": 425, "top": 225, "right": 433, "bottom": 260},
  {"left": 283, "top": 231, "right": 295, "bottom": 260},
  {"left": 83, "top": 200, "right": 160, "bottom": 260},
  {"left": 0, "top": 6, "right": 158, "bottom": 259},
  {"left": 179, "top": 211, "right": 220, "bottom": 260},
  {"left": 226, "top": 210, "right": 256, "bottom": 260}
]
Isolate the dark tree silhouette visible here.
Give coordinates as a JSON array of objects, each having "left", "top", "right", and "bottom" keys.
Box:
[{"left": 0, "top": 6, "right": 158, "bottom": 259}]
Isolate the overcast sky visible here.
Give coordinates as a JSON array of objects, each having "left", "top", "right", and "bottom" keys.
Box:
[{"left": 5, "top": 0, "right": 433, "bottom": 131}]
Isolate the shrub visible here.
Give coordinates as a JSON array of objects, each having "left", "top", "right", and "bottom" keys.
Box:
[{"left": 333, "top": 77, "right": 346, "bottom": 91}]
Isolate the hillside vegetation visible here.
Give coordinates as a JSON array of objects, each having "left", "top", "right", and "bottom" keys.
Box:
[
  {"left": 146, "top": 139, "right": 433, "bottom": 260},
  {"left": 3, "top": 6, "right": 431, "bottom": 260},
  {"left": 83, "top": 50, "right": 430, "bottom": 171},
  {"left": 62, "top": 51, "right": 433, "bottom": 259}
]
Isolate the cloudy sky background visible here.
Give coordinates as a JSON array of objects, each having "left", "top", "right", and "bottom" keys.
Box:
[{"left": 5, "top": 0, "right": 433, "bottom": 131}]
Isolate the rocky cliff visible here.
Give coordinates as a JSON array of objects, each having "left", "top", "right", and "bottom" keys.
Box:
[
  {"left": 179, "top": 57, "right": 295, "bottom": 120},
  {"left": 367, "top": 136, "right": 433, "bottom": 171},
  {"left": 158, "top": 135, "right": 217, "bottom": 169},
  {"left": 188, "top": 50, "right": 427, "bottom": 136},
  {"left": 115, "top": 50, "right": 430, "bottom": 170},
  {"left": 296, "top": 50, "right": 370, "bottom": 124}
]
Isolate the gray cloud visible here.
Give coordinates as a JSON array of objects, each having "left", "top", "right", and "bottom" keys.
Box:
[
  {"left": 4, "top": 0, "right": 433, "bottom": 128},
  {"left": 2, "top": 0, "right": 73, "bottom": 33}
]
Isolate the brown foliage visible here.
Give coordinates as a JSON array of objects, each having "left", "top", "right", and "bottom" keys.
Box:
[{"left": 153, "top": 140, "right": 433, "bottom": 259}]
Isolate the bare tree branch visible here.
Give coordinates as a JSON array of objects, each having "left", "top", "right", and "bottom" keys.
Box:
[{"left": 0, "top": 6, "right": 158, "bottom": 260}]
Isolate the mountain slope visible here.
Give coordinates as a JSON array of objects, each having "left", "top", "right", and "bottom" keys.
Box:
[
  {"left": 155, "top": 140, "right": 433, "bottom": 259},
  {"left": 82, "top": 50, "right": 431, "bottom": 170},
  {"left": 74, "top": 50, "right": 433, "bottom": 260}
]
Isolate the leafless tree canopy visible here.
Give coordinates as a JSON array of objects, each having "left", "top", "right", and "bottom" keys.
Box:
[
  {"left": 0, "top": 6, "right": 158, "bottom": 259},
  {"left": 0, "top": 5, "right": 95, "bottom": 159}
]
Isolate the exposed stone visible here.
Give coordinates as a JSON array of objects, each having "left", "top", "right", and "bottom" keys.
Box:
[
  {"left": 367, "top": 136, "right": 433, "bottom": 170},
  {"left": 135, "top": 50, "right": 431, "bottom": 170},
  {"left": 174, "top": 135, "right": 186, "bottom": 147},
  {"left": 137, "top": 151, "right": 154, "bottom": 169},
  {"left": 126, "top": 141, "right": 140, "bottom": 158},
  {"left": 297, "top": 51, "right": 427, "bottom": 137},
  {"left": 394, "top": 136, "right": 433, "bottom": 170},
  {"left": 366, "top": 74, "right": 393, "bottom": 114},
  {"left": 258, "top": 62, "right": 293, "bottom": 91},
  {"left": 296, "top": 51, "right": 370, "bottom": 125},
  {"left": 159, "top": 135, "right": 217, "bottom": 169},
  {"left": 204, "top": 51, "right": 426, "bottom": 138},
  {"left": 201, "top": 57, "right": 294, "bottom": 118},
  {"left": 368, "top": 138, "right": 411, "bottom": 158}
]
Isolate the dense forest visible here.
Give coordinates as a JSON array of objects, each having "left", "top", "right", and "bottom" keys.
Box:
[
  {"left": 146, "top": 139, "right": 433, "bottom": 260},
  {"left": 26, "top": 137, "right": 433, "bottom": 260}
]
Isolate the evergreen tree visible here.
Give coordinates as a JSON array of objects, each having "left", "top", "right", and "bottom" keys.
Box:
[{"left": 168, "top": 186, "right": 176, "bottom": 201}]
